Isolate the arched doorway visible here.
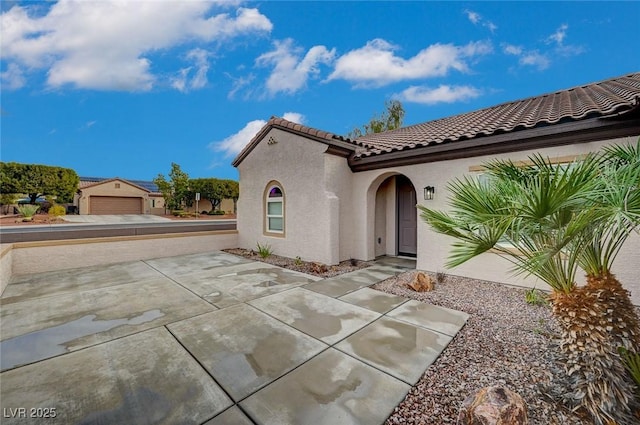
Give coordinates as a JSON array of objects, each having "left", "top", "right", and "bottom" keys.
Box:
[
  {"left": 372, "top": 174, "right": 417, "bottom": 258},
  {"left": 396, "top": 175, "right": 417, "bottom": 256}
]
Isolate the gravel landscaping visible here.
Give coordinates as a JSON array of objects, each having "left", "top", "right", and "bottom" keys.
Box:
[
  {"left": 223, "top": 248, "right": 374, "bottom": 278},
  {"left": 219, "top": 251, "right": 625, "bottom": 423},
  {"left": 373, "top": 272, "right": 589, "bottom": 425}
]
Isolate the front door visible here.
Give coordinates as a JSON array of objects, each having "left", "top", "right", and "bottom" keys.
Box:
[{"left": 397, "top": 176, "right": 417, "bottom": 256}]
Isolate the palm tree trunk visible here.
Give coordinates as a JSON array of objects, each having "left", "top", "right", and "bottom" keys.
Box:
[
  {"left": 585, "top": 272, "right": 640, "bottom": 351},
  {"left": 552, "top": 287, "right": 638, "bottom": 424}
]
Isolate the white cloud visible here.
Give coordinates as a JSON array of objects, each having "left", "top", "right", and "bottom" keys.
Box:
[
  {"left": 465, "top": 10, "right": 481, "bottom": 25},
  {"left": 1, "top": 63, "right": 26, "bottom": 90},
  {"left": 172, "top": 48, "right": 211, "bottom": 92},
  {"left": 520, "top": 51, "right": 550, "bottom": 70},
  {"left": 327, "top": 39, "right": 492, "bottom": 87},
  {"left": 502, "top": 43, "right": 523, "bottom": 56},
  {"left": 546, "top": 23, "right": 568, "bottom": 45},
  {"left": 0, "top": 1, "right": 272, "bottom": 91},
  {"left": 282, "top": 112, "right": 305, "bottom": 124},
  {"left": 398, "top": 85, "right": 481, "bottom": 105},
  {"left": 464, "top": 9, "right": 497, "bottom": 33},
  {"left": 256, "top": 39, "right": 335, "bottom": 96},
  {"left": 210, "top": 112, "right": 306, "bottom": 157}
]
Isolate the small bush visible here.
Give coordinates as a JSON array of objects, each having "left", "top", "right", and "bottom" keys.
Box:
[
  {"left": 208, "top": 210, "right": 226, "bottom": 215},
  {"left": 17, "top": 204, "right": 39, "bottom": 220},
  {"left": 525, "top": 288, "right": 548, "bottom": 306},
  {"left": 619, "top": 348, "right": 640, "bottom": 394},
  {"left": 256, "top": 242, "right": 272, "bottom": 259},
  {"left": 39, "top": 201, "right": 52, "bottom": 214},
  {"left": 350, "top": 258, "right": 358, "bottom": 266},
  {"left": 48, "top": 204, "right": 66, "bottom": 217},
  {"left": 295, "top": 256, "right": 303, "bottom": 266},
  {"left": 201, "top": 210, "right": 209, "bottom": 215},
  {"left": 171, "top": 210, "right": 184, "bottom": 217},
  {"left": 435, "top": 270, "right": 447, "bottom": 284}
]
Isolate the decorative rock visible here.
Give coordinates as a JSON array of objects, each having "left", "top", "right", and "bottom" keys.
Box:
[
  {"left": 407, "top": 272, "right": 434, "bottom": 292},
  {"left": 457, "top": 386, "right": 528, "bottom": 425}
]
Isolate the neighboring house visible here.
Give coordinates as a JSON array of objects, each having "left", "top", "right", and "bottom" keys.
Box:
[
  {"left": 76, "top": 177, "right": 235, "bottom": 215},
  {"left": 233, "top": 72, "right": 640, "bottom": 301},
  {"left": 76, "top": 177, "right": 157, "bottom": 215}
]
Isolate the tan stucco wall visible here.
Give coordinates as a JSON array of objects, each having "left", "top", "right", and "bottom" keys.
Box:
[
  {"left": 237, "top": 128, "right": 346, "bottom": 265},
  {"left": 78, "top": 179, "right": 150, "bottom": 214},
  {"left": 351, "top": 135, "right": 640, "bottom": 304},
  {"left": 9, "top": 231, "right": 238, "bottom": 276}
]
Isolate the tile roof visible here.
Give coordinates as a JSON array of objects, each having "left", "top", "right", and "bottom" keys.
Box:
[
  {"left": 354, "top": 72, "right": 640, "bottom": 157},
  {"left": 79, "top": 177, "right": 159, "bottom": 193}
]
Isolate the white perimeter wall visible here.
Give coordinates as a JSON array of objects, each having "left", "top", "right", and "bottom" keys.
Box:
[
  {"left": 7, "top": 231, "right": 238, "bottom": 277},
  {"left": 349, "top": 136, "right": 640, "bottom": 304}
]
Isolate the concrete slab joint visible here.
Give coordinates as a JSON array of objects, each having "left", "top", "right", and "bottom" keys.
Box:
[{"left": 0, "top": 250, "right": 470, "bottom": 425}]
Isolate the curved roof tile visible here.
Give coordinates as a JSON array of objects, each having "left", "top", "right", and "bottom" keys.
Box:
[{"left": 354, "top": 72, "right": 640, "bottom": 157}]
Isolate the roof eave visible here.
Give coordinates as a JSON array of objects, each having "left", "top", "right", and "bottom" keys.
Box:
[
  {"left": 349, "top": 115, "right": 640, "bottom": 172},
  {"left": 232, "top": 123, "right": 357, "bottom": 167}
]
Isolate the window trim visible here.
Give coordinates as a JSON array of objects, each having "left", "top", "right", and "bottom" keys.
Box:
[{"left": 263, "top": 181, "right": 285, "bottom": 237}]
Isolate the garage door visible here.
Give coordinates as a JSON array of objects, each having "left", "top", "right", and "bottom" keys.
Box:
[{"left": 90, "top": 196, "right": 143, "bottom": 215}]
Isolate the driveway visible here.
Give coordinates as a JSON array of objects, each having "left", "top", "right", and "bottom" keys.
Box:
[{"left": 0, "top": 252, "right": 468, "bottom": 424}]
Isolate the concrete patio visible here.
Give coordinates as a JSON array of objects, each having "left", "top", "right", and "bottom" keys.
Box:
[{"left": 0, "top": 251, "right": 469, "bottom": 424}]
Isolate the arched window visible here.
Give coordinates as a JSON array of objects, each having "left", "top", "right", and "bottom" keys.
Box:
[{"left": 265, "top": 183, "right": 284, "bottom": 234}]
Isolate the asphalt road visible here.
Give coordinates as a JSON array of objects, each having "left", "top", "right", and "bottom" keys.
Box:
[{"left": 0, "top": 220, "right": 237, "bottom": 243}]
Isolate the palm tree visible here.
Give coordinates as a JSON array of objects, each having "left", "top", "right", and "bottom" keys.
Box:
[{"left": 419, "top": 141, "right": 640, "bottom": 424}]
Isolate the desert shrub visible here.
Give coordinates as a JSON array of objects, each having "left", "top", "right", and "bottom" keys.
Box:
[
  {"left": 619, "top": 348, "right": 640, "bottom": 394},
  {"left": 208, "top": 210, "right": 226, "bottom": 215},
  {"left": 48, "top": 204, "right": 66, "bottom": 217},
  {"left": 201, "top": 210, "right": 209, "bottom": 215},
  {"left": 525, "top": 288, "right": 548, "bottom": 306},
  {"left": 171, "top": 210, "right": 184, "bottom": 217},
  {"left": 17, "top": 204, "right": 39, "bottom": 221},
  {"left": 256, "top": 242, "right": 272, "bottom": 259}
]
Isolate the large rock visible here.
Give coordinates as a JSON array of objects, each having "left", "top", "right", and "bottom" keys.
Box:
[
  {"left": 458, "top": 386, "right": 528, "bottom": 425},
  {"left": 407, "top": 272, "right": 434, "bottom": 292}
]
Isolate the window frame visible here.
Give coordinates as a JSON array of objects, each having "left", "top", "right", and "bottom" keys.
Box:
[{"left": 264, "top": 181, "right": 285, "bottom": 237}]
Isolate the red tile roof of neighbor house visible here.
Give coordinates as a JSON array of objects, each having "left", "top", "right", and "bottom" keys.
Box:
[
  {"left": 233, "top": 72, "right": 640, "bottom": 167},
  {"left": 353, "top": 72, "right": 640, "bottom": 157}
]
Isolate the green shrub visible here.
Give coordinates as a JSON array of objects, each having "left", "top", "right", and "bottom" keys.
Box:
[
  {"left": 208, "top": 210, "right": 226, "bottom": 215},
  {"left": 619, "top": 348, "right": 640, "bottom": 394},
  {"left": 17, "top": 204, "right": 39, "bottom": 221},
  {"left": 48, "top": 204, "right": 66, "bottom": 217},
  {"left": 171, "top": 210, "right": 184, "bottom": 217},
  {"left": 294, "top": 256, "right": 303, "bottom": 266},
  {"left": 256, "top": 242, "right": 272, "bottom": 259},
  {"left": 525, "top": 288, "right": 548, "bottom": 306}
]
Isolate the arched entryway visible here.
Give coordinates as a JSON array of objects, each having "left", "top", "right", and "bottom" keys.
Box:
[
  {"left": 396, "top": 175, "right": 417, "bottom": 256},
  {"left": 371, "top": 173, "right": 417, "bottom": 258}
]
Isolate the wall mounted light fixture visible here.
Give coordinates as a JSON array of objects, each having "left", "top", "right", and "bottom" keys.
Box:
[{"left": 423, "top": 186, "right": 435, "bottom": 200}]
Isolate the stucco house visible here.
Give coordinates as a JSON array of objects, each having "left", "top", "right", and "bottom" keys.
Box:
[
  {"left": 76, "top": 177, "right": 235, "bottom": 215},
  {"left": 233, "top": 72, "right": 640, "bottom": 302}
]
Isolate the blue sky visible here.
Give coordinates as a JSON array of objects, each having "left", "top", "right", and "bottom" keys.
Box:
[{"left": 1, "top": 1, "right": 639, "bottom": 181}]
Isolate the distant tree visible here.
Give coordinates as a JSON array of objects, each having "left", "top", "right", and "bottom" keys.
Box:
[
  {"left": 0, "top": 193, "right": 18, "bottom": 214},
  {"left": 0, "top": 162, "right": 79, "bottom": 204},
  {"left": 188, "top": 178, "right": 239, "bottom": 212},
  {"left": 154, "top": 163, "right": 190, "bottom": 211},
  {"left": 222, "top": 179, "right": 239, "bottom": 214},
  {"left": 348, "top": 100, "right": 405, "bottom": 139}
]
